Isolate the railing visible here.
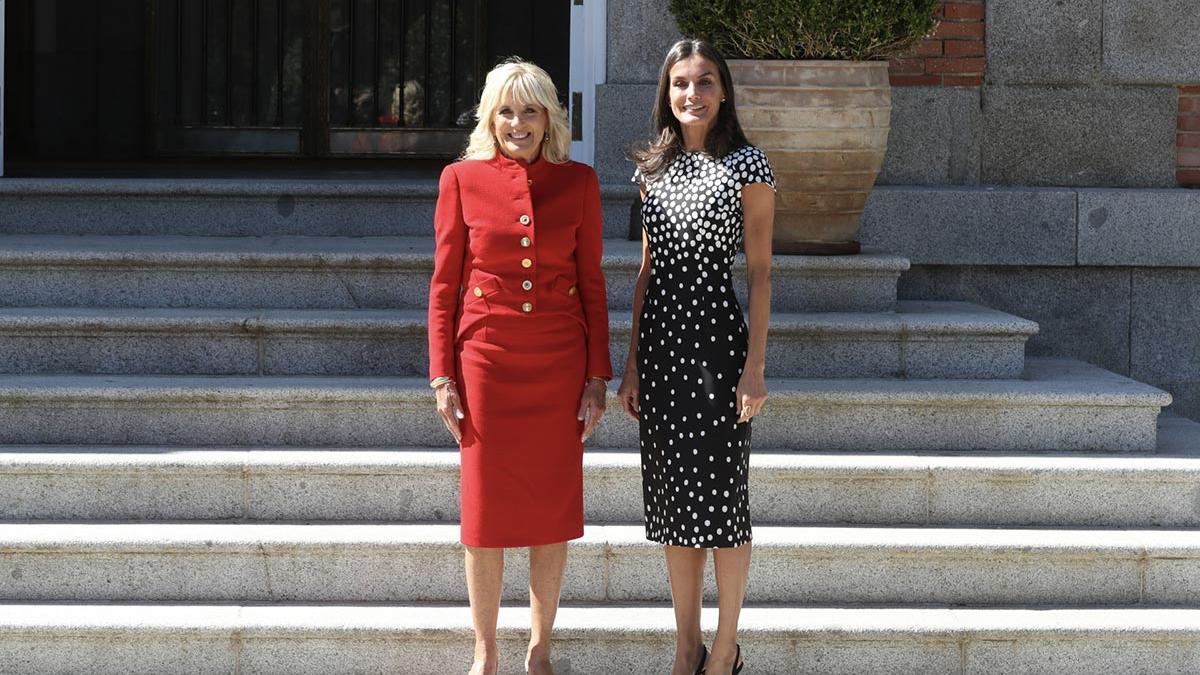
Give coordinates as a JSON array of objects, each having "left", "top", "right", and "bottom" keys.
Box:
[
  {"left": 151, "top": 0, "right": 484, "bottom": 156},
  {"left": 330, "top": 0, "right": 479, "bottom": 129}
]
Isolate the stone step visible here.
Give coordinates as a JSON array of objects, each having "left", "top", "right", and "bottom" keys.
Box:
[
  {"left": 0, "top": 359, "right": 1167, "bottom": 450},
  {"left": 612, "top": 301, "right": 1036, "bottom": 379},
  {"left": 0, "top": 177, "right": 636, "bottom": 239},
  {"left": 0, "top": 307, "right": 428, "bottom": 377},
  {"left": 0, "top": 301, "right": 1036, "bottom": 379},
  {"left": 4, "top": 416, "right": 1198, "bottom": 525},
  {"left": 1, "top": 522, "right": 1198, "bottom": 606},
  {"left": 5, "top": 604, "right": 1199, "bottom": 674},
  {"left": 0, "top": 235, "right": 907, "bottom": 312},
  {"left": 0, "top": 234, "right": 432, "bottom": 310}
]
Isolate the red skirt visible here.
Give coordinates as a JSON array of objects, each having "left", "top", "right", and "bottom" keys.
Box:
[{"left": 455, "top": 313, "right": 587, "bottom": 548}]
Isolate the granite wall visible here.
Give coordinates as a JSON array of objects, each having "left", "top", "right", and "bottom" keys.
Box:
[
  {"left": 598, "top": 0, "right": 1200, "bottom": 420},
  {"left": 860, "top": 186, "right": 1200, "bottom": 421}
]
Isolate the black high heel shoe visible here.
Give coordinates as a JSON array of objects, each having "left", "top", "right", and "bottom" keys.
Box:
[
  {"left": 698, "top": 644, "right": 743, "bottom": 674},
  {"left": 693, "top": 644, "right": 708, "bottom": 675}
]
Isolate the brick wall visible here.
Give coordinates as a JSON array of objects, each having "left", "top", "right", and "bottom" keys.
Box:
[
  {"left": 889, "top": 0, "right": 986, "bottom": 87},
  {"left": 1180, "top": 86, "right": 1200, "bottom": 187}
]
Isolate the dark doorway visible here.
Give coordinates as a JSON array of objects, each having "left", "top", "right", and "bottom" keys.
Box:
[
  {"left": 4, "top": 0, "right": 148, "bottom": 162},
  {"left": 4, "top": 0, "right": 571, "bottom": 166}
]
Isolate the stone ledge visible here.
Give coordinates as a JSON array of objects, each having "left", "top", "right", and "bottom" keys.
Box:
[
  {"left": 615, "top": 301, "right": 1038, "bottom": 338},
  {"left": 0, "top": 235, "right": 907, "bottom": 313},
  {"left": 1078, "top": 189, "right": 1200, "bottom": 266},
  {"left": 610, "top": 301, "right": 1037, "bottom": 379},
  {"left": 4, "top": 521, "right": 1197, "bottom": 557},
  {"left": 4, "top": 414, "right": 1199, "bottom": 526},
  {"left": 1, "top": 522, "right": 1198, "bottom": 605},
  {"left": 0, "top": 359, "right": 1164, "bottom": 409},
  {"left": 2, "top": 175, "right": 1194, "bottom": 261},
  {"left": 0, "top": 179, "right": 635, "bottom": 239},
  {"left": 0, "top": 302, "right": 1035, "bottom": 379},
  {"left": 0, "top": 177, "right": 440, "bottom": 198},
  {"left": 0, "top": 359, "right": 1169, "bottom": 451},
  {"left": 0, "top": 177, "right": 638, "bottom": 202},
  {"left": 858, "top": 185, "right": 1197, "bottom": 268},
  {"left": 0, "top": 235, "right": 434, "bottom": 269},
  {"left": 861, "top": 186, "right": 1077, "bottom": 265},
  {"left": 0, "top": 307, "right": 427, "bottom": 334},
  {"left": 5, "top": 603, "right": 1200, "bottom": 638},
  {"left": 0, "top": 235, "right": 905, "bottom": 273},
  {"left": 8, "top": 604, "right": 1200, "bottom": 673}
]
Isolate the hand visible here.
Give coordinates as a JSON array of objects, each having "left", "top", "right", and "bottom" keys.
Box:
[
  {"left": 578, "top": 378, "right": 608, "bottom": 442},
  {"left": 435, "top": 382, "right": 464, "bottom": 443},
  {"left": 735, "top": 370, "right": 767, "bottom": 424},
  {"left": 616, "top": 367, "right": 640, "bottom": 421}
]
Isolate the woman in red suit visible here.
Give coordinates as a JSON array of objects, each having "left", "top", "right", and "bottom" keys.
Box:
[{"left": 427, "top": 59, "right": 611, "bottom": 675}]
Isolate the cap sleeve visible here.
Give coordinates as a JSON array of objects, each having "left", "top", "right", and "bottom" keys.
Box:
[{"left": 734, "top": 146, "right": 776, "bottom": 191}]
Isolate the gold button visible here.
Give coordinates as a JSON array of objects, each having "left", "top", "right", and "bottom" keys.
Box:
[
  {"left": 568, "top": 286, "right": 577, "bottom": 296},
  {"left": 473, "top": 287, "right": 483, "bottom": 297},
  {"left": 521, "top": 280, "right": 533, "bottom": 291},
  {"left": 522, "top": 302, "right": 533, "bottom": 312},
  {"left": 520, "top": 236, "right": 531, "bottom": 248},
  {"left": 519, "top": 215, "right": 531, "bottom": 225},
  {"left": 521, "top": 258, "right": 533, "bottom": 268}
]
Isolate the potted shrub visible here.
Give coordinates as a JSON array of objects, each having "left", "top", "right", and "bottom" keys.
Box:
[{"left": 670, "top": 0, "right": 939, "bottom": 254}]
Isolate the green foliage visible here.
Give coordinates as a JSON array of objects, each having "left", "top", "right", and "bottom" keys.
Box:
[{"left": 669, "top": 0, "right": 941, "bottom": 61}]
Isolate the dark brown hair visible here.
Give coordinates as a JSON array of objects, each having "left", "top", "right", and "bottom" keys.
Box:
[{"left": 629, "top": 39, "right": 750, "bottom": 184}]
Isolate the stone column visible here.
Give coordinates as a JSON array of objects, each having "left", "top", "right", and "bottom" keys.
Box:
[{"left": 594, "top": 0, "right": 680, "bottom": 182}]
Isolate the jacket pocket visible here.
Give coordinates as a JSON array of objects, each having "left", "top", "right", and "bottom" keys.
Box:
[
  {"left": 551, "top": 275, "right": 588, "bottom": 334},
  {"left": 551, "top": 275, "right": 578, "bottom": 298},
  {"left": 464, "top": 273, "right": 502, "bottom": 304},
  {"left": 457, "top": 272, "right": 502, "bottom": 342}
]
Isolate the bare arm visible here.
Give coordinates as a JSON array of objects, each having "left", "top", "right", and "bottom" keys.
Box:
[{"left": 736, "top": 182, "right": 775, "bottom": 422}]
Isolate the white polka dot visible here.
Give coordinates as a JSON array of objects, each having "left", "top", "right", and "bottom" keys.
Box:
[{"left": 632, "top": 145, "right": 773, "bottom": 549}]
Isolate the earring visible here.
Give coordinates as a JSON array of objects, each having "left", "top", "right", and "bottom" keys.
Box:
[{"left": 543, "top": 133, "right": 550, "bottom": 143}]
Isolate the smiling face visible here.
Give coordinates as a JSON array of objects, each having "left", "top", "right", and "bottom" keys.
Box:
[
  {"left": 668, "top": 55, "right": 724, "bottom": 145},
  {"left": 493, "top": 97, "right": 549, "bottom": 163}
]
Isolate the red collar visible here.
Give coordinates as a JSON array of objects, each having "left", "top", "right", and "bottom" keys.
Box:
[{"left": 492, "top": 151, "right": 562, "bottom": 178}]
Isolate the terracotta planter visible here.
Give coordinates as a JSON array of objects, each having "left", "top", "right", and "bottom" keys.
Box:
[{"left": 729, "top": 60, "right": 891, "bottom": 255}]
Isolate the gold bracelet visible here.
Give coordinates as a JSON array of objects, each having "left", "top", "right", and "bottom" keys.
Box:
[{"left": 429, "top": 376, "right": 455, "bottom": 389}]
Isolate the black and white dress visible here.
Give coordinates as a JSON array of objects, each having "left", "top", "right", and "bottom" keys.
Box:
[{"left": 633, "top": 145, "right": 775, "bottom": 548}]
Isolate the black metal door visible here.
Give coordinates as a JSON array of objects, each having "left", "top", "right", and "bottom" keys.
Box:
[
  {"left": 325, "top": 0, "right": 484, "bottom": 155},
  {"left": 151, "top": 0, "right": 307, "bottom": 155},
  {"left": 149, "top": 0, "right": 565, "bottom": 158}
]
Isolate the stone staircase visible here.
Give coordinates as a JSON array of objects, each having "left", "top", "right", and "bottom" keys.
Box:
[{"left": 1, "top": 179, "right": 1199, "bottom": 674}]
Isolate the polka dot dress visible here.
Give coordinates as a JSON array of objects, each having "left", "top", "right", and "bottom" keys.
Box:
[{"left": 633, "top": 145, "right": 775, "bottom": 548}]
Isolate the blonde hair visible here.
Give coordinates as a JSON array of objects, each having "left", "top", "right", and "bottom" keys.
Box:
[{"left": 462, "top": 59, "right": 571, "bottom": 163}]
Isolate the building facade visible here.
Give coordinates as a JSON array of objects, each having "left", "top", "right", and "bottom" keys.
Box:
[
  {"left": 599, "top": 0, "right": 1200, "bottom": 421},
  {"left": 1, "top": 0, "right": 603, "bottom": 165},
  {"left": 3, "top": 4, "right": 1200, "bottom": 669},
  {"left": 3, "top": 0, "right": 1200, "bottom": 420}
]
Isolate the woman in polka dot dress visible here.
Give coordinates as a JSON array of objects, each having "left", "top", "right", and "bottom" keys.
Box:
[{"left": 617, "top": 39, "right": 775, "bottom": 675}]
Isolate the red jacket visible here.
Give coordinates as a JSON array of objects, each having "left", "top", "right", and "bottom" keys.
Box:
[{"left": 428, "top": 154, "right": 612, "bottom": 382}]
